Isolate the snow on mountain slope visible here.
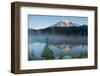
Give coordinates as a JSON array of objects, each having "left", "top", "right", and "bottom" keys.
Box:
[{"left": 51, "top": 20, "right": 79, "bottom": 27}]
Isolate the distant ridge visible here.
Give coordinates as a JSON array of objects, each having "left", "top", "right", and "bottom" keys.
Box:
[{"left": 29, "top": 19, "right": 88, "bottom": 36}]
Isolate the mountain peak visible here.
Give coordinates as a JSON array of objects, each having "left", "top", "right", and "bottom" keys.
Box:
[
  {"left": 51, "top": 19, "right": 79, "bottom": 27},
  {"left": 61, "top": 19, "right": 71, "bottom": 23}
]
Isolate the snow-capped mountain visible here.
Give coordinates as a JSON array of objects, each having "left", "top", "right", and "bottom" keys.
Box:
[
  {"left": 51, "top": 20, "right": 79, "bottom": 27},
  {"left": 29, "top": 19, "right": 87, "bottom": 36}
]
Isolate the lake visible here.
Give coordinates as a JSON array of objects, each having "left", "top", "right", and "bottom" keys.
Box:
[{"left": 28, "top": 34, "right": 88, "bottom": 60}]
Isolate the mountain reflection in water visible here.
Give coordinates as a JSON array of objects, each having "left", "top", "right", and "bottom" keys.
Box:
[{"left": 28, "top": 35, "right": 88, "bottom": 60}]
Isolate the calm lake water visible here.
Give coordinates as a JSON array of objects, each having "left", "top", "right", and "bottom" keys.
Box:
[{"left": 28, "top": 35, "right": 88, "bottom": 60}]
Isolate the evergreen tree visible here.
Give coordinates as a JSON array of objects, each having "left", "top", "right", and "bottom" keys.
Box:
[
  {"left": 42, "top": 38, "right": 55, "bottom": 60},
  {"left": 28, "top": 50, "right": 35, "bottom": 60}
]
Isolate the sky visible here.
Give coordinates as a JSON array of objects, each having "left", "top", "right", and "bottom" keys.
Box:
[{"left": 28, "top": 15, "right": 88, "bottom": 30}]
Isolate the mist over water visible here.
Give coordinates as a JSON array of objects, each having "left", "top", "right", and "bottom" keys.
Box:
[{"left": 28, "top": 34, "right": 88, "bottom": 60}]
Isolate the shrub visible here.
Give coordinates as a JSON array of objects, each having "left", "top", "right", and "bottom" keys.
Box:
[
  {"left": 62, "top": 56, "right": 72, "bottom": 59},
  {"left": 72, "top": 51, "right": 87, "bottom": 58}
]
